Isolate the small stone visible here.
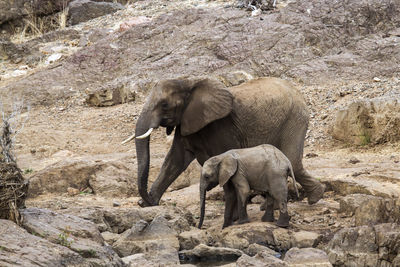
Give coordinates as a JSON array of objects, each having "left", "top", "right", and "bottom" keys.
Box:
[
  {"left": 305, "top": 153, "right": 318, "bottom": 158},
  {"left": 67, "top": 187, "right": 80, "bottom": 196},
  {"left": 349, "top": 157, "right": 360, "bottom": 164},
  {"left": 373, "top": 77, "right": 381, "bottom": 82},
  {"left": 113, "top": 201, "right": 121, "bottom": 207}
]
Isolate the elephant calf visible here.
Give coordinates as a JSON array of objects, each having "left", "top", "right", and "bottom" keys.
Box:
[{"left": 198, "top": 144, "right": 299, "bottom": 229}]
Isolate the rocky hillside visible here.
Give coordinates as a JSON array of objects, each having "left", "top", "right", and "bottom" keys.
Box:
[{"left": 0, "top": 0, "right": 400, "bottom": 266}]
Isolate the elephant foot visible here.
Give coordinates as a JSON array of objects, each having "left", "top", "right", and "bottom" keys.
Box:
[
  {"left": 237, "top": 217, "right": 250, "bottom": 225},
  {"left": 276, "top": 212, "right": 290, "bottom": 228},
  {"left": 222, "top": 221, "right": 233, "bottom": 229},
  {"left": 307, "top": 183, "right": 325, "bottom": 205},
  {"left": 138, "top": 198, "right": 157, "bottom": 207},
  {"left": 261, "top": 211, "right": 274, "bottom": 222}
]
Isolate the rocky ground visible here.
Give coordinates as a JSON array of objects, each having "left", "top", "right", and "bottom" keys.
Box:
[{"left": 1, "top": 0, "right": 400, "bottom": 266}]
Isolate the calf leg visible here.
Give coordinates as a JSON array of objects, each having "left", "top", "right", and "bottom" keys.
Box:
[{"left": 261, "top": 193, "right": 275, "bottom": 222}]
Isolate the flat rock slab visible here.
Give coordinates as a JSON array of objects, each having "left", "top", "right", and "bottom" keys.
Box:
[
  {"left": 21, "top": 208, "right": 123, "bottom": 266},
  {"left": 284, "top": 247, "right": 332, "bottom": 267},
  {"left": 0, "top": 219, "right": 86, "bottom": 267},
  {"left": 304, "top": 151, "right": 400, "bottom": 199},
  {"left": 213, "top": 222, "right": 321, "bottom": 251},
  {"left": 179, "top": 244, "right": 242, "bottom": 264}
]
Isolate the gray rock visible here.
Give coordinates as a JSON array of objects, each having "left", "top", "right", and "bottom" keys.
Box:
[
  {"left": 85, "top": 81, "right": 135, "bottom": 107},
  {"left": 101, "top": 231, "right": 120, "bottom": 245},
  {"left": 331, "top": 97, "right": 400, "bottom": 145},
  {"left": 339, "top": 194, "right": 400, "bottom": 226},
  {"left": 178, "top": 228, "right": 209, "bottom": 250},
  {"left": 0, "top": 219, "right": 87, "bottom": 266},
  {"left": 237, "top": 251, "right": 288, "bottom": 267},
  {"left": 113, "top": 215, "right": 180, "bottom": 265},
  {"left": 28, "top": 153, "right": 135, "bottom": 198},
  {"left": 284, "top": 247, "right": 332, "bottom": 267},
  {"left": 245, "top": 243, "right": 278, "bottom": 257},
  {"left": 68, "top": 0, "right": 124, "bottom": 25},
  {"left": 20, "top": 208, "right": 124, "bottom": 266},
  {"left": 218, "top": 222, "right": 321, "bottom": 251},
  {"left": 64, "top": 205, "right": 193, "bottom": 236},
  {"left": 179, "top": 244, "right": 242, "bottom": 263},
  {"left": 327, "top": 223, "right": 400, "bottom": 267}
]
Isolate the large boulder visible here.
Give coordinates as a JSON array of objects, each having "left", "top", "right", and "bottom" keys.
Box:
[
  {"left": 327, "top": 223, "right": 400, "bottom": 267},
  {"left": 339, "top": 194, "right": 400, "bottom": 226},
  {"left": 112, "top": 216, "right": 180, "bottom": 265},
  {"left": 0, "top": 219, "right": 87, "bottom": 266},
  {"left": 67, "top": 0, "right": 124, "bottom": 25},
  {"left": 331, "top": 97, "right": 400, "bottom": 145},
  {"left": 28, "top": 153, "right": 136, "bottom": 197},
  {"left": 20, "top": 208, "right": 124, "bottom": 266}
]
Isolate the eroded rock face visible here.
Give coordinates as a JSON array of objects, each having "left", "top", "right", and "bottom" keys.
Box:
[
  {"left": 113, "top": 216, "right": 180, "bottom": 265},
  {"left": 339, "top": 194, "right": 400, "bottom": 226},
  {"left": 20, "top": 208, "right": 124, "bottom": 266},
  {"left": 327, "top": 223, "right": 400, "bottom": 267},
  {"left": 0, "top": 219, "right": 86, "bottom": 267},
  {"left": 331, "top": 97, "right": 400, "bottom": 145},
  {"left": 3, "top": 0, "right": 400, "bottom": 106},
  {"left": 28, "top": 153, "right": 135, "bottom": 197},
  {"left": 67, "top": 0, "right": 124, "bottom": 25}
]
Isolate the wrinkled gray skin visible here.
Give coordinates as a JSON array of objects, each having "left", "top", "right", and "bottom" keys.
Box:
[
  {"left": 135, "top": 77, "right": 324, "bottom": 207},
  {"left": 198, "top": 144, "right": 299, "bottom": 229}
]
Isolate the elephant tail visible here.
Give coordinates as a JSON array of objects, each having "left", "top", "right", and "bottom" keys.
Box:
[{"left": 288, "top": 164, "right": 299, "bottom": 199}]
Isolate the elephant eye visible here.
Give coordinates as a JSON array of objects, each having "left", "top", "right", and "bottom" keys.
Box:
[{"left": 161, "top": 101, "right": 168, "bottom": 110}]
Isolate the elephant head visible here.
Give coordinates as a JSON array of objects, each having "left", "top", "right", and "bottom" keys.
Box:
[
  {"left": 198, "top": 154, "right": 238, "bottom": 228},
  {"left": 134, "top": 78, "right": 234, "bottom": 206}
]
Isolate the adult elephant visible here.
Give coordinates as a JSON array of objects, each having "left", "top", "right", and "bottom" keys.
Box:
[{"left": 132, "top": 77, "right": 324, "bottom": 207}]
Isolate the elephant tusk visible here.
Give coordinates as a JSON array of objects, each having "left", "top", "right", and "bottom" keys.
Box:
[
  {"left": 121, "top": 133, "right": 136, "bottom": 145},
  {"left": 136, "top": 128, "right": 153, "bottom": 139}
]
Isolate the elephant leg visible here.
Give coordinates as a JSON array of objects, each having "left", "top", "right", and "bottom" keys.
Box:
[
  {"left": 147, "top": 135, "right": 195, "bottom": 205},
  {"left": 295, "top": 168, "right": 325, "bottom": 205},
  {"left": 276, "top": 201, "right": 290, "bottom": 228},
  {"left": 279, "top": 123, "right": 324, "bottom": 205},
  {"left": 223, "top": 182, "right": 236, "bottom": 228},
  {"left": 232, "top": 176, "right": 250, "bottom": 225},
  {"left": 261, "top": 193, "right": 274, "bottom": 222},
  {"left": 269, "top": 180, "right": 290, "bottom": 228}
]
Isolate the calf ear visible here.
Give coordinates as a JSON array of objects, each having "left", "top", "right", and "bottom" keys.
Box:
[
  {"left": 218, "top": 155, "right": 238, "bottom": 187},
  {"left": 181, "top": 79, "right": 233, "bottom": 136}
]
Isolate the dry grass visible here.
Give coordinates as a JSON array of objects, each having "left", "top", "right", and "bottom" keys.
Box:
[
  {"left": 0, "top": 162, "right": 28, "bottom": 225},
  {"left": 10, "top": 6, "right": 69, "bottom": 43}
]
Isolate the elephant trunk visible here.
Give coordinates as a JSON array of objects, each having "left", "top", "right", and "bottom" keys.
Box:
[
  {"left": 135, "top": 111, "right": 156, "bottom": 206},
  {"left": 198, "top": 182, "right": 207, "bottom": 229}
]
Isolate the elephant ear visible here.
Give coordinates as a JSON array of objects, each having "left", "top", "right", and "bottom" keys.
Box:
[
  {"left": 218, "top": 155, "right": 238, "bottom": 187},
  {"left": 180, "top": 79, "right": 233, "bottom": 136}
]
